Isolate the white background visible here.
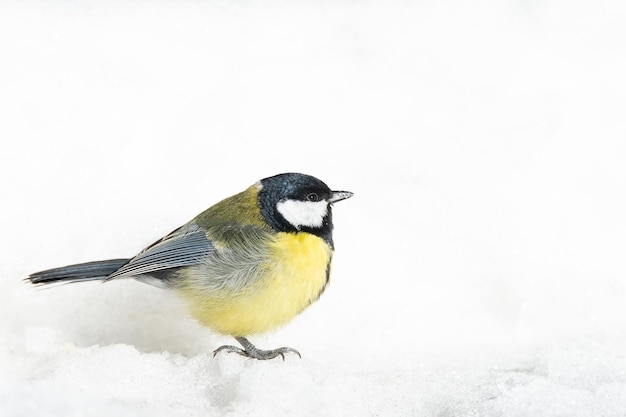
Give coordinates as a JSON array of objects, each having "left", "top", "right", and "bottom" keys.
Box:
[{"left": 1, "top": 1, "right": 626, "bottom": 415}]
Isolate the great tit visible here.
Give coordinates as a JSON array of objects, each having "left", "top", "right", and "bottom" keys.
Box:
[{"left": 26, "top": 173, "right": 353, "bottom": 360}]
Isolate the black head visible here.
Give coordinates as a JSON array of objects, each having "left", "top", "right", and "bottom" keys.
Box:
[{"left": 257, "top": 173, "right": 353, "bottom": 247}]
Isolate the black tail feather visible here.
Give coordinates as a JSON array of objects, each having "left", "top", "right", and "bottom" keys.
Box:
[{"left": 27, "top": 259, "right": 131, "bottom": 286}]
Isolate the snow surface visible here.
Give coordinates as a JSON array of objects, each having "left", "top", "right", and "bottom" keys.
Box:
[{"left": 2, "top": 0, "right": 626, "bottom": 415}]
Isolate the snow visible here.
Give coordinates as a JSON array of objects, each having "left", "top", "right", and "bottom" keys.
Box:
[{"left": 2, "top": 0, "right": 626, "bottom": 415}]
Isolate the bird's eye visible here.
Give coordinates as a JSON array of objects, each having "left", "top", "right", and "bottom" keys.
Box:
[{"left": 306, "top": 193, "right": 319, "bottom": 202}]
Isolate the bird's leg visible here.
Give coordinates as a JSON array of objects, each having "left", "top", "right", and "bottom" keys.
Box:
[{"left": 213, "top": 337, "right": 301, "bottom": 360}]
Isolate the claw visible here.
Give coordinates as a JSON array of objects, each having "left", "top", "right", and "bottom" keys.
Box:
[
  {"left": 212, "top": 337, "right": 301, "bottom": 360},
  {"left": 212, "top": 344, "right": 246, "bottom": 357}
]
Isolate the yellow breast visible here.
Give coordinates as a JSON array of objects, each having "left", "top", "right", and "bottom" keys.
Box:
[{"left": 178, "top": 232, "right": 333, "bottom": 337}]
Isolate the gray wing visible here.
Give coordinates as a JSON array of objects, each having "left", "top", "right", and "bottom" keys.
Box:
[{"left": 105, "top": 223, "right": 213, "bottom": 285}]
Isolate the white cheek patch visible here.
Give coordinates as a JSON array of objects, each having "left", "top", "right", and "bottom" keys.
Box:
[{"left": 276, "top": 199, "right": 328, "bottom": 229}]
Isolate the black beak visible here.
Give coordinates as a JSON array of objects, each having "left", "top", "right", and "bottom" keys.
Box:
[{"left": 329, "top": 191, "right": 354, "bottom": 203}]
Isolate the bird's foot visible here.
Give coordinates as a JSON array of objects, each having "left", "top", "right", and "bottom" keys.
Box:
[{"left": 213, "top": 337, "right": 301, "bottom": 360}]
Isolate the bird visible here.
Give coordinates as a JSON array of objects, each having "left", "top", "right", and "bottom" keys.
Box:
[{"left": 26, "top": 173, "right": 353, "bottom": 360}]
